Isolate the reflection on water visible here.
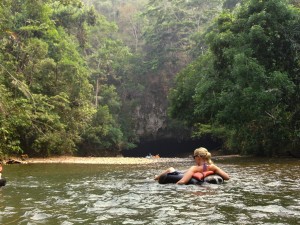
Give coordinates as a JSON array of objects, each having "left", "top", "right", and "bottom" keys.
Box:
[{"left": 0, "top": 158, "right": 299, "bottom": 224}]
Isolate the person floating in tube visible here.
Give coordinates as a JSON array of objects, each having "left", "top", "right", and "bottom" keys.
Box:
[{"left": 154, "top": 147, "right": 230, "bottom": 184}]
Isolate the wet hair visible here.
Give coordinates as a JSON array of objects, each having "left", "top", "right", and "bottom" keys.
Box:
[{"left": 194, "top": 147, "right": 213, "bottom": 164}]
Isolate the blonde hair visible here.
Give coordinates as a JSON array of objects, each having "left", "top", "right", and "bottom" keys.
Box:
[{"left": 194, "top": 147, "right": 213, "bottom": 164}]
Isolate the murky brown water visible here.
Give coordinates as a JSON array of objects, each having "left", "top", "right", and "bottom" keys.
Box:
[{"left": 0, "top": 157, "right": 299, "bottom": 224}]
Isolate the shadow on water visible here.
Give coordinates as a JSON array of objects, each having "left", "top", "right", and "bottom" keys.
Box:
[{"left": 0, "top": 157, "right": 299, "bottom": 224}]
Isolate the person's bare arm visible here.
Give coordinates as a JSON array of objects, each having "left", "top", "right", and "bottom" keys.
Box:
[
  {"left": 176, "top": 166, "right": 199, "bottom": 184},
  {"left": 211, "top": 165, "right": 230, "bottom": 180}
]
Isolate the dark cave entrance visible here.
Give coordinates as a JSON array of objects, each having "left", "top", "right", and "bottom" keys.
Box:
[{"left": 122, "top": 137, "right": 222, "bottom": 157}]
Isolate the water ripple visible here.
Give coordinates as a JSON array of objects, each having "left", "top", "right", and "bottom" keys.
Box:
[{"left": 1, "top": 159, "right": 299, "bottom": 224}]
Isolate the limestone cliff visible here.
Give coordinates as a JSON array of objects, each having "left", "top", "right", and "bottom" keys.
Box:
[{"left": 125, "top": 68, "right": 189, "bottom": 142}]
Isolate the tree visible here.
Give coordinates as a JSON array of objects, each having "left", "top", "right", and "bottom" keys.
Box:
[
  {"left": 0, "top": 0, "right": 96, "bottom": 156},
  {"left": 116, "top": 2, "right": 146, "bottom": 52},
  {"left": 142, "top": 0, "right": 223, "bottom": 71},
  {"left": 170, "top": 0, "right": 300, "bottom": 156},
  {"left": 78, "top": 10, "right": 134, "bottom": 155}
]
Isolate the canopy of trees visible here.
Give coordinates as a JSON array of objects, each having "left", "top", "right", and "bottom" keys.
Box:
[
  {"left": 0, "top": 0, "right": 132, "bottom": 157},
  {"left": 0, "top": 0, "right": 299, "bottom": 157},
  {"left": 169, "top": 0, "right": 300, "bottom": 156}
]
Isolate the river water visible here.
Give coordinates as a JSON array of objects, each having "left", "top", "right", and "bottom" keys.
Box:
[{"left": 0, "top": 157, "right": 299, "bottom": 225}]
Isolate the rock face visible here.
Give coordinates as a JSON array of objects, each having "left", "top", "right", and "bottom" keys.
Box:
[
  {"left": 134, "top": 96, "right": 167, "bottom": 138},
  {"left": 121, "top": 58, "right": 193, "bottom": 143},
  {"left": 130, "top": 72, "right": 176, "bottom": 141}
]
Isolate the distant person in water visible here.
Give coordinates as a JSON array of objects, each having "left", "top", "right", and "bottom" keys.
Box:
[{"left": 154, "top": 147, "right": 230, "bottom": 184}]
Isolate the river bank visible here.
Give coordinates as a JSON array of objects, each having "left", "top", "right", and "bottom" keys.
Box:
[
  {"left": 5, "top": 156, "right": 188, "bottom": 165},
  {"left": 3, "top": 154, "right": 241, "bottom": 165}
]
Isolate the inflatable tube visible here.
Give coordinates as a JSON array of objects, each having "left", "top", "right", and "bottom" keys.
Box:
[
  {"left": 158, "top": 172, "right": 223, "bottom": 185},
  {"left": 0, "top": 178, "right": 6, "bottom": 187}
]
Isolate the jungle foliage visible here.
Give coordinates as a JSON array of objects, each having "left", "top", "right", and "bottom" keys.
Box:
[
  {"left": 89, "top": 0, "right": 226, "bottom": 143},
  {"left": 0, "top": 0, "right": 132, "bottom": 157},
  {"left": 169, "top": 0, "right": 300, "bottom": 156},
  {"left": 0, "top": 0, "right": 299, "bottom": 157}
]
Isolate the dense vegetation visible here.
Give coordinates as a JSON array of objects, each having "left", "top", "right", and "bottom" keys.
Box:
[
  {"left": 0, "top": 0, "right": 132, "bottom": 157},
  {"left": 169, "top": 0, "right": 300, "bottom": 156},
  {"left": 0, "top": 0, "right": 299, "bottom": 157}
]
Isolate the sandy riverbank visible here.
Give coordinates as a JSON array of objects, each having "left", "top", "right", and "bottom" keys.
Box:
[
  {"left": 23, "top": 156, "right": 188, "bottom": 165},
  {"left": 4, "top": 154, "right": 241, "bottom": 165}
]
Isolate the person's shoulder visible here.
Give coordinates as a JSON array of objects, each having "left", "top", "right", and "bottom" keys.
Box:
[{"left": 208, "top": 164, "right": 218, "bottom": 170}]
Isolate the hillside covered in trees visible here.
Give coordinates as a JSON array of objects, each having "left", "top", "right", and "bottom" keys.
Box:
[{"left": 0, "top": 0, "right": 299, "bottom": 157}]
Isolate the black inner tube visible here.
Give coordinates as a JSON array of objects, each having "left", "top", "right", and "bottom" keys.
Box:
[
  {"left": 0, "top": 178, "right": 6, "bottom": 187},
  {"left": 158, "top": 173, "right": 223, "bottom": 185}
]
